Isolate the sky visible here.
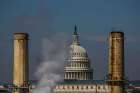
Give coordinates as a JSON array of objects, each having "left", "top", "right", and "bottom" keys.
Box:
[{"left": 0, "top": 0, "right": 140, "bottom": 83}]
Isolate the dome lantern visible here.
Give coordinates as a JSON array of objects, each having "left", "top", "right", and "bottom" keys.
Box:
[{"left": 72, "top": 25, "right": 80, "bottom": 45}]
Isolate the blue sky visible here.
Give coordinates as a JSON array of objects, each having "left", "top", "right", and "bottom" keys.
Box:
[{"left": 0, "top": 0, "right": 140, "bottom": 83}]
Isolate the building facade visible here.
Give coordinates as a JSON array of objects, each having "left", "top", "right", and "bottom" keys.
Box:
[{"left": 54, "top": 80, "right": 110, "bottom": 93}]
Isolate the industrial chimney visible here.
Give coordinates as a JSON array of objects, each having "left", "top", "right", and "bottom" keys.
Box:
[
  {"left": 13, "top": 33, "right": 29, "bottom": 93},
  {"left": 108, "top": 32, "right": 125, "bottom": 93}
]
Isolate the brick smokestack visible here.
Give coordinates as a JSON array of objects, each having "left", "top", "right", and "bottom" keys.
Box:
[
  {"left": 108, "top": 32, "right": 125, "bottom": 93},
  {"left": 13, "top": 33, "right": 29, "bottom": 93}
]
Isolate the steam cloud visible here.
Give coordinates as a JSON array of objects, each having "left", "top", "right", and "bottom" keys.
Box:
[{"left": 33, "top": 33, "right": 69, "bottom": 93}]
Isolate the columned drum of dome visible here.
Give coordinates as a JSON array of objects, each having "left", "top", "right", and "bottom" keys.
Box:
[{"left": 64, "top": 26, "right": 93, "bottom": 80}]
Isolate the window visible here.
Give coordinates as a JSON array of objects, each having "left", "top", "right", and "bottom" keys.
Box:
[
  {"left": 77, "top": 86, "right": 79, "bottom": 89},
  {"left": 98, "top": 86, "right": 100, "bottom": 89},
  {"left": 72, "top": 86, "right": 74, "bottom": 89}
]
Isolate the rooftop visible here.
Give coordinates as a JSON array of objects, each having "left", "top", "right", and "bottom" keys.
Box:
[{"left": 57, "top": 80, "right": 107, "bottom": 85}]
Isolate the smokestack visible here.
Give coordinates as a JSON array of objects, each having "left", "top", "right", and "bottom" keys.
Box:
[
  {"left": 13, "top": 33, "right": 29, "bottom": 93},
  {"left": 108, "top": 32, "right": 125, "bottom": 93}
]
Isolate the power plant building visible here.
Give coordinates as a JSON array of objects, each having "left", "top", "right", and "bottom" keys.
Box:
[{"left": 9, "top": 30, "right": 125, "bottom": 93}]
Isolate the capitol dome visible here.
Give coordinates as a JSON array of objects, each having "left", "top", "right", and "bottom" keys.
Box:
[
  {"left": 64, "top": 26, "right": 93, "bottom": 80},
  {"left": 70, "top": 44, "right": 87, "bottom": 58},
  {"left": 70, "top": 44, "right": 86, "bottom": 54}
]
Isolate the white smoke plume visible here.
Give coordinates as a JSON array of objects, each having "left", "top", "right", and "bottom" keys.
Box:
[{"left": 33, "top": 33, "right": 69, "bottom": 93}]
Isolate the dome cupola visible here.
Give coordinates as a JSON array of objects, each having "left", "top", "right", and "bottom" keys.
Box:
[{"left": 64, "top": 26, "right": 93, "bottom": 80}]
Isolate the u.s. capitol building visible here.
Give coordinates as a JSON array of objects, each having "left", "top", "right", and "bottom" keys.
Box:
[{"left": 53, "top": 26, "right": 125, "bottom": 93}]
